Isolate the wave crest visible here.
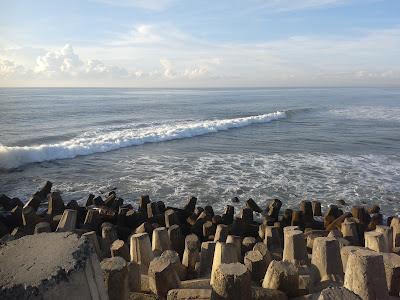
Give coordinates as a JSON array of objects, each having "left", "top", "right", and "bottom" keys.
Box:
[{"left": 0, "top": 111, "right": 286, "bottom": 169}]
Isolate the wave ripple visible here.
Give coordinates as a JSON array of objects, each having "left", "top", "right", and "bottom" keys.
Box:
[{"left": 0, "top": 111, "right": 286, "bottom": 169}]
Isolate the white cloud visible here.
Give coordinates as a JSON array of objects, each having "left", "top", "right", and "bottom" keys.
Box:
[
  {"left": 0, "top": 59, "right": 30, "bottom": 78},
  {"left": 2, "top": 25, "right": 400, "bottom": 87}
]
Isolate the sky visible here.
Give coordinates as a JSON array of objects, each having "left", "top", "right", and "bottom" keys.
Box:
[{"left": 0, "top": 0, "right": 400, "bottom": 87}]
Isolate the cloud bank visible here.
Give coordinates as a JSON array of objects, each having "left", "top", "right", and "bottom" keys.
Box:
[{"left": 1, "top": 24, "right": 400, "bottom": 87}]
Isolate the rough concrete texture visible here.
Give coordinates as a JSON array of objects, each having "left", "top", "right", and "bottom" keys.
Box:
[
  {"left": 211, "top": 262, "right": 251, "bottom": 300},
  {"left": 381, "top": 252, "right": 400, "bottom": 296},
  {"left": 167, "top": 288, "right": 211, "bottom": 300},
  {"left": 198, "top": 241, "right": 216, "bottom": 277},
  {"left": 283, "top": 229, "right": 309, "bottom": 266},
  {"left": 179, "top": 278, "right": 211, "bottom": 289},
  {"left": 148, "top": 256, "right": 181, "bottom": 298},
  {"left": 262, "top": 260, "right": 300, "bottom": 298},
  {"left": 375, "top": 225, "right": 393, "bottom": 253},
  {"left": 344, "top": 248, "right": 389, "bottom": 300},
  {"left": 210, "top": 242, "right": 238, "bottom": 285},
  {"left": 340, "top": 246, "right": 363, "bottom": 272},
  {"left": 0, "top": 232, "right": 107, "bottom": 300},
  {"left": 130, "top": 232, "right": 154, "bottom": 274},
  {"left": 317, "top": 286, "right": 361, "bottom": 300},
  {"left": 364, "top": 231, "right": 388, "bottom": 252},
  {"left": 251, "top": 287, "right": 288, "bottom": 300},
  {"left": 161, "top": 250, "right": 187, "bottom": 280},
  {"left": 311, "top": 237, "right": 343, "bottom": 283},
  {"left": 101, "top": 256, "right": 129, "bottom": 300},
  {"left": 244, "top": 250, "right": 268, "bottom": 283}
]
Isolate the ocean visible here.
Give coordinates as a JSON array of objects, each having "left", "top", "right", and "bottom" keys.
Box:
[{"left": 0, "top": 87, "right": 399, "bottom": 216}]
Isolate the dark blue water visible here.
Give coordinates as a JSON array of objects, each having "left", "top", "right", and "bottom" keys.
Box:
[{"left": 1, "top": 87, "right": 399, "bottom": 215}]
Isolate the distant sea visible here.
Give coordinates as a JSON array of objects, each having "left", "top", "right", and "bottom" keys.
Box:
[{"left": 1, "top": 87, "right": 399, "bottom": 215}]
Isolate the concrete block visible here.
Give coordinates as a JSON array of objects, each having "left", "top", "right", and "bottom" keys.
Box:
[
  {"left": 130, "top": 232, "right": 154, "bottom": 274},
  {"left": 382, "top": 252, "right": 400, "bottom": 296},
  {"left": 264, "top": 225, "right": 282, "bottom": 251},
  {"left": 101, "top": 223, "right": 118, "bottom": 258},
  {"left": 152, "top": 227, "right": 172, "bottom": 256},
  {"left": 365, "top": 230, "right": 388, "bottom": 252},
  {"left": 344, "top": 248, "right": 389, "bottom": 300},
  {"left": 47, "top": 192, "right": 65, "bottom": 216},
  {"left": 210, "top": 242, "right": 238, "bottom": 285},
  {"left": 148, "top": 256, "right": 181, "bottom": 298},
  {"left": 341, "top": 218, "right": 360, "bottom": 245},
  {"left": 211, "top": 262, "right": 251, "bottom": 300},
  {"left": 226, "top": 235, "right": 242, "bottom": 261},
  {"left": 0, "top": 232, "right": 107, "bottom": 300},
  {"left": 165, "top": 209, "right": 180, "bottom": 228},
  {"left": 82, "top": 231, "right": 102, "bottom": 259},
  {"left": 34, "top": 221, "right": 51, "bottom": 234},
  {"left": 244, "top": 250, "right": 268, "bottom": 283},
  {"left": 167, "top": 288, "right": 211, "bottom": 300},
  {"left": 214, "top": 224, "right": 229, "bottom": 242},
  {"left": 168, "top": 224, "right": 185, "bottom": 257},
  {"left": 311, "top": 237, "right": 343, "bottom": 283},
  {"left": 161, "top": 250, "right": 187, "bottom": 280},
  {"left": 127, "top": 261, "right": 141, "bottom": 292},
  {"left": 56, "top": 209, "right": 77, "bottom": 232},
  {"left": 283, "top": 229, "right": 309, "bottom": 266},
  {"left": 376, "top": 225, "right": 393, "bottom": 253},
  {"left": 198, "top": 241, "right": 216, "bottom": 277},
  {"left": 262, "top": 260, "right": 300, "bottom": 298},
  {"left": 111, "top": 239, "right": 130, "bottom": 261},
  {"left": 312, "top": 201, "right": 322, "bottom": 217},
  {"left": 340, "top": 246, "right": 363, "bottom": 273},
  {"left": 101, "top": 256, "right": 129, "bottom": 300}
]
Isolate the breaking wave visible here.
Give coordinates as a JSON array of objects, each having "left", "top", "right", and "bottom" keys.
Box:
[{"left": 0, "top": 111, "right": 286, "bottom": 169}]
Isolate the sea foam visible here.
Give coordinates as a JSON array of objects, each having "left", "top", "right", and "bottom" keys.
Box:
[{"left": 0, "top": 111, "right": 286, "bottom": 169}]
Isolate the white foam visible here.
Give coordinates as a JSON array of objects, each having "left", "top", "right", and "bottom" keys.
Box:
[
  {"left": 330, "top": 106, "right": 400, "bottom": 122},
  {"left": 0, "top": 111, "right": 286, "bottom": 169}
]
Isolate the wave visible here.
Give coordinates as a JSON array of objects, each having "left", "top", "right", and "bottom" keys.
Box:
[{"left": 0, "top": 111, "right": 286, "bottom": 169}]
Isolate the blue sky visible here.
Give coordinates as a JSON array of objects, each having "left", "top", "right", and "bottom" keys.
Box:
[{"left": 1, "top": 0, "right": 400, "bottom": 87}]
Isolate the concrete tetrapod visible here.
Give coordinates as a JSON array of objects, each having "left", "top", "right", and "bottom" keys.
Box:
[
  {"left": 311, "top": 237, "right": 344, "bottom": 284},
  {"left": 0, "top": 232, "right": 107, "bottom": 300},
  {"left": 198, "top": 241, "right": 216, "bottom": 277},
  {"left": 130, "top": 232, "right": 154, "bottom": 274},
  {"left": 101, "top": 256, "right": 129, "bottom": 300},
  {"left": 152, "top": 227, "right": 172, "bottom": 256},
  {"left": 244, "top": 250, "right": 268, "bottom": 283},
  {"left": 210, "top": 242, "right": 238, "bottom": 285},
  {"left": 375, "top": 225, "right": 393, "bottom": 253},
  {"left": 343, "top": 248, "right": 389, "bottom": 300},
  {"left": 211, "top": 262, "right": 251, "bottom": 300},
  {"left": 55, "top": 209, "right": 77, "bottom": 232},
  {"left": 148, "top": 256, "right": 181, "bottom": 298},
  {"left": 283, "top": 229, "right": 309, "bottom": 266},
  {"left": 214, "top": 224, "right": 229, "bottom": 242},
  {"left": 262, "top": 260, "right": 300, "bottom": 298},
  {"left": 364, "top": 231, "right": 388, "bottom": 252}
]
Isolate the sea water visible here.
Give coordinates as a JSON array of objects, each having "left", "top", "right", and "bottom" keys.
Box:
[{"left": 1, "top": 87, "right": 399, "bottom": 215}]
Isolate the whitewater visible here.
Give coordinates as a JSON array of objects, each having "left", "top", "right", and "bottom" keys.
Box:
[{"left": 0, "top": 111, "right": 286, "bottom": 169}]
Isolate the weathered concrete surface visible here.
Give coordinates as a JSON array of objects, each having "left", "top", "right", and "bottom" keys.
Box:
[
  {"left": 101, "top": 256, "right": 129, "bottom": 300},
  {"left": 211, "top": 262, "right": 251, "bottom": 300},
  {"left": 251, "top": 286, "right": 288, "bottom": 300},
  {"left": 343, "top": 248, "right": 389, "bottom": 300},
  {"left": 0, "top": 232, "right": 108, "bottom": 300},
  {"left": 167, "top": 288, "right": 211, "bottom": 300}
]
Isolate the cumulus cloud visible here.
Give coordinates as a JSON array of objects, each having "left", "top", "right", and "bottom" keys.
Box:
[
  {"left": 0, "top": 59, "right": 30, "bottom": 78},
  {"left": 35, "top": 44, "right": 83, "bottom": 76}
]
